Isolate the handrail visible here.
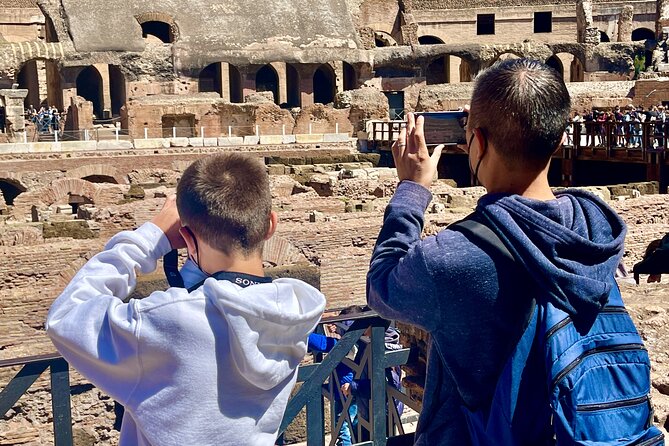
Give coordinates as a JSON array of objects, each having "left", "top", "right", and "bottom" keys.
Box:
[{"left": 0, "top": 313, "right": 416, "bottom": 446}]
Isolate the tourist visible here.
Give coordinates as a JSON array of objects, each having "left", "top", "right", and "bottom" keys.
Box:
[
  {"left": 45, "top": 153, "right": 326, "bottom": 445},
  {"left": 633, "top": 232, "right": 669, "bottom": 283},
  {"left": 367, "top": 58, "right": 659, "bottom": 444}
]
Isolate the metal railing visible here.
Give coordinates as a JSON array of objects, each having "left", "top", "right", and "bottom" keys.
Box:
[
  {"left": 368, "top": 119, "right": 669, "bottom": 160},
  {"left": 0, "top": 313, "right": 416, "bottom": 446}
]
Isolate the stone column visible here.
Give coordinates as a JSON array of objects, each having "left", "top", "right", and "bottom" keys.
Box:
[
  {"left": 60, "top": 67, "right": 79, "bottom": 112},
  {"left": 0, "top": 88, "right": 29, "bottom": 142},
  {"left": 332, "top": 61, "right": 345, "bottom": 95},
  {"left": 220, "top": 62, "right": 231, "bottom": 102},
  {"left": 657, "top": 0, "right": 669, "bottom": 36},
  {"left": 271, "top": 62, "right": 288, "bottom": 105},
  {"left": 94, "top": 63, "right": 111, "bottom": 119},
  {"left": 238, "top": 65, "right": 259, "bottom": 101},
  {"left": 296, "top": 64, "right": 318, "bottom": 108},
  {"left": 617, "top": 5, "right": 634, "bottom": 42},
  {"left": 577, "top": 0, "right": 600, "bottom": 44}
]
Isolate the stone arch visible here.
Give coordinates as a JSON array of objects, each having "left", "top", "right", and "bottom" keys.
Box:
[
  {"left": 14, "top": 178, "right": 101, "bottom": 215},
  {"left": 498, "top": 52, "right": 521, "bottom": 61},
  {"left": 286, "top": 63, "right": 301, "bottom": 107},
  {"left": 0, "top": 178, "right": 27, "bottom": 206},
  {"left": 256, "top": 65, "right": 279, "bottom": 104},
  {"left": 418, "top": 35, "right": 444, "bottom": 45},
  {"left": 631, "top": 28, "right": 655, "bottom": 42},
  {"left": 199, "top": 63, "right": 222, "bottom": 96},
  {"left": 599, "top": 30, "right": 610, "bottom": 43},
  {"left": 262, "top": 236, "right": 307, "bottom": 267},
  {"left": 76, "top": 66, "right": 104, "bottom": 119},
  {"left": 109, "top": 65, "right": 127, "bottom": 117},
  {"left": 66, "top": 164, "right": 126, "bottom": 184},
  {"left": 313, "top": 64, "right": 336, "bottom": 104},
  {"left": 374, "top": 31, "right": 398, "bottom": 47},
  {"left": 229, "top": 64, "right": 243, "bottom": 103},
  {"left": 546, "top": 54, "right": 564, "bottom": 78},
  {"left": 135, "top": 12, "right": 180, "bottom": 43},
  {"left": 16, "top": 60, "right": 41, "bottom": 108}
]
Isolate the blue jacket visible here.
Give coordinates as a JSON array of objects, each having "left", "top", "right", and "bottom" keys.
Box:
[{"left": 367, "top": 181, "right": 626, "bottom": 445}]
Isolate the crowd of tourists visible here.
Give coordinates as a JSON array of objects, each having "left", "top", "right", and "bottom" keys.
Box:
[
  {"left": 568, "top": 104, "right": 669, "bottom": 148},
  {"left": 44, "top": 58, "right": 666, "bottom": 446},
  {"left": 25, "top": 105, "right": 63, "bottom": 135}
]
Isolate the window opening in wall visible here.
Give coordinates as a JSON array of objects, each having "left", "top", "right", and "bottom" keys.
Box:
[
  {"left": 0, "top": 180, "right": 25, "bottom": 206},
  {"left": 477, "top": 14, "right": 495, "bottom": 35},
  {"left": 534, "top": 11, "right": 552, "bottom": 33},
  {"left": 141, "top": 21, "right": 172, "bottom": 43}
]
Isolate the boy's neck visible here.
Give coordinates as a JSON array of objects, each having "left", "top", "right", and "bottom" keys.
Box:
[{"left": 202, "top": 254, "right": 265, "bottom": 277}]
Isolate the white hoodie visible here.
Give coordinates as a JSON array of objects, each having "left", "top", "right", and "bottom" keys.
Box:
[{"left": 46, "top": 223, "right": 326, "bottom": 446}]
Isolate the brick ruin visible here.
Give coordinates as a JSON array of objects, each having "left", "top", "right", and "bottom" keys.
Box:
[{"left": 0, "top": 147, "right": 666, "bottom": 443}]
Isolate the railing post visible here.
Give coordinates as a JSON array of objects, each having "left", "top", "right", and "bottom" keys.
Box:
[
  {"left": 336, "top": 123, "right": 339, "bottom": 134},
  {"left": 309, "top": 123, "right": 313, "bottom": 135},
  {"left": 228, "top": 126, "right": 232, "bottom": 138},
  {"left": 369, "top": 324, "right": 388, "bottom": 446},
  {"left": 201, "top": 126, "right": 205, "bottom": 140},
  {"left": 54, "top": 130, "right": 58, "bottom": 143},
  {"left": 282, "top": 124, "right": 286, "bottom": 136},
  {"left": 50, "top": 358, "right": 73, "bottom": 446},
  {"left": 144, "top": 128, "right": 148, "bottom": 139},
  {"left": 23, "top": 132, "right": 28, "bottom": 144},
  {"left": 115, "top": 128, "right": 119, "bottom": 141},
  {"left": 305, "top": 389, "right": 325, "bottom": 446},
  {"left": 172, "top": 126, "right": 176, "bottom": 138},
  {"left": 255, "top": 125, "right": 260, "bottom": 137}
]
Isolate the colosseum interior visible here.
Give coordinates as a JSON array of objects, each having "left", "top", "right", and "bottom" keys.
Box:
[{"left": 0, "top": 0, "right": 668, "bottom": 444}]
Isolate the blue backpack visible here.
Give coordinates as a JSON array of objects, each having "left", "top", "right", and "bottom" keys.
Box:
[{"left": 452, "top": 219, "right": 665, "bottom": 446}]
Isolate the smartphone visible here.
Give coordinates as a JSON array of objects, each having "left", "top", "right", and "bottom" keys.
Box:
[{"left": 414, "top": 111, "right": 468, "bottom": 146}]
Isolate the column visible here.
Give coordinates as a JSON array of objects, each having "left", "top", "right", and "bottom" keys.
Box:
[
  {"left": 94, "top": 63, "right": 111, "bottom": 119},
  {"left": 0, "top": 88, "right": 29, "bottom": 142}
]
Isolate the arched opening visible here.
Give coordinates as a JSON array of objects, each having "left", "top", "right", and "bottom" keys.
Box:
[
  {"left": 631, "top": 28, "right": 655, "bottom": 42},
  {"left": 17, "top": 60, "right": 40, "bottom": 109},
  {"left": 546, "top": 55, "right": 564, "bottom": 78},
  {"left": 229, "top": 64, "right": 242, "bottom": 103},
  {"left": 570, "top": 56, "right": 584, "bottom": 82},
  {"left": 256, "top": 65, "right": 279, "bottom": 104},
  {"left": 426, "top": 56, "right": 448, "bottom": 85},
  {"left": 0, "top": 180, "right": 26, "bottom": 206},
  {"left": 82, "top": 175, "right": 118, "bottom": 184},
  {"left": 313, "top": 64, "right": 335, "bottom": 105},
  {"left": 199, "top": 63, "right": 222, "bottom": 96},
  {"left": 76, "top": 66, "right": 104, "bottom": 119},
  {"left": 109, "top": 65, "right": 126, "bottom": 117},
  {"left": 374, "top": 31, "right": 397, "bottom": 47},
  {"left": 418, "top": 35, "right": 444, "bottom": 45},
  {"left": 343, "top": 62, "right": 357, "bottom": 91},
  {"left": 286, "top": 64, "right": 300, "bottom": 108},
  {"left": 140, "top": 21, "right": 173, "bottom": 43},
  {"left": 68, "top": 193, "right": 93, "bottom": 215},
  {"left": 599, "top": 30, "right": 610, "bottom": 42}
]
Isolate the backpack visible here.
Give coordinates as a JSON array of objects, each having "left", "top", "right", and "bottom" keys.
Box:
[{"left": 451, "top": 219, "right": 664, "bottom": 446}]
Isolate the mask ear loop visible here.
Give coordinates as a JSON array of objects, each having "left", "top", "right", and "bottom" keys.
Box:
[
  {"left": 467, "top": 130, "right": 483, "bottom": 186},
  {"left": 183, "top": 226, "right": 202, "bottom": 270}
]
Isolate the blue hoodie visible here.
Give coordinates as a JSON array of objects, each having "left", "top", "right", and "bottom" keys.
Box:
[{"left": 367, "top": 181, "right": 626, "bottom": 445}]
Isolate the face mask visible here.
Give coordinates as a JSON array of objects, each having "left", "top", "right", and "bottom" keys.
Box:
[{"left": 180, "top": 258, "right": 209, "bottom": 289}]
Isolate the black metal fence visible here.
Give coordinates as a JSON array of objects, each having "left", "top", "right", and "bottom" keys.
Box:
[{"left": 0, "top": 313, "right": 416, "bottom": 446}]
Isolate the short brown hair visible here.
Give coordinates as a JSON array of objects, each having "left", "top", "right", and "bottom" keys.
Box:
[{"left": 177, "top": 153, "right": 271, "bottom": 255}]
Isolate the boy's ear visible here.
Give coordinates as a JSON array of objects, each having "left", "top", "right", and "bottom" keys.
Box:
[
  {"left": 264, "top": 211, "right": 278, "bottom": 240},
  {"left": 179, "top": 227, "right": 197, "bottom": 256}
]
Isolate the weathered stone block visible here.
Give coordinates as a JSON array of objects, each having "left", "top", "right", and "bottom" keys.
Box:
[
  {"left": 61, "top": 141, "right": 93, "bottom": 152},
  {"left": 243, "top": 136, "right": 260, "bottom": 145},
  {"left": 259, "top": 135, "right": 283, "bottom": 145},
  {"left": 295, "top": 134, "right": 324, "bottom": 144},
  {"left": 134, "top": 138, "right": 169, "bottom": 149},
  {"left": 323, "top": 133, "right": 349, "bottom": 143},
  {"left": 170, "top": 137, "right": 189, "bottom": 148},
  {"left": 202, "top": 137, "right": 219, "bottom": 147},
  {"left": 97, "top": 140, "right": 134, "bottom": 150},
  {"left": 29, "top": 142, "right": 61, "bottom": 153},
  {"left": 267, "top": 164, "right": 286, "bottom": 175},
  {"left": 282, "top": 135, "right": 297, "bottom": 144},
  {"left": 218, "top": 137, "right": 244, "bottom": 146},
  {"left": 0, "top": 143, "right": 29, "bottom": 154},
  {"left": 187, "top": 138, "right": 204, "bottom": 147}
]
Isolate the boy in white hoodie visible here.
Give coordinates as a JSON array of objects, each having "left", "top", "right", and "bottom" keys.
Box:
[{"left": 46, "top": 153, "right": 326, "bottom": 446}]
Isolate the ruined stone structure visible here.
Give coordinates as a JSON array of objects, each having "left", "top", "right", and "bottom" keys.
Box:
[{"left": 0, "top": 0, "right": 664, "bottom": 142}]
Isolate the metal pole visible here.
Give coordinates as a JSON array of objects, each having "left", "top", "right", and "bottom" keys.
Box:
[
  {"left": 228, "top": 126, "right": 232, "bottom": 138},
  {"left": 115, "top": 128, "right": 119, "bottom": 141},
  {"left": 201, "top": 126, "right": 205, "bottom": 140},
  {"left": 282, "top": 124, "right": 286, "bottom": 136},
  {"left": 172, "top": 127, "right": 176, "bottom": 138},
  {"left": 255, "top": 125, "right": 260, "bottom": 136},
  {"left": 309, "top": 123, "right": 313, "bottom": 135},
  {"left": 144, "top": 128, "right": 148, "bottom": 139},
  {"left": 54, "top": 130, "right": 58, "bottom": 143},
  {"left": 335, "top": 123, "right": 339, "bottom": 134}
]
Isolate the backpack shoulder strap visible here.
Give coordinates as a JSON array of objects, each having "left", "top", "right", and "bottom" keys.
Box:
[
  {"left": 449, "top": 218, "right": 516, "bottom": 265},
  {"left": 163, "top": 249, "right": 185, "bottom": 288}
]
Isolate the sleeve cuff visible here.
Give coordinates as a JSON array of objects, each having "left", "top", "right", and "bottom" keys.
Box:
[{"left": 393, "top": 181, "right": 433, "bottom": 210}]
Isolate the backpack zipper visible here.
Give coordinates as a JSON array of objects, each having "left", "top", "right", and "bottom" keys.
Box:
[
  {"left": 544, "top": 306, "right": 628, "bottom": 342},
  {"left": 630, "top": 433, "right": 665, "bottom": 446},
  {"left": 551, "top": 343, "right": 645, "bottom": 388},
  {"left": 577, "top": 394, "right": 649, "bottom": 412}
]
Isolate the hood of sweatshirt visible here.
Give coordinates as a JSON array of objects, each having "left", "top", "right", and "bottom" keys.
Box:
[
  {"left": 476, "top": 189, "right": 626, "bottom": 331},
  {"left": 200, "top": 277, "right": 325, "bottom": 391}
]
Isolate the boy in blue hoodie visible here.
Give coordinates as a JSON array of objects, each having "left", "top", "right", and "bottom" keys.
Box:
[{"left": 367, "top": 59, "right": 629, "bottom": 445}]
